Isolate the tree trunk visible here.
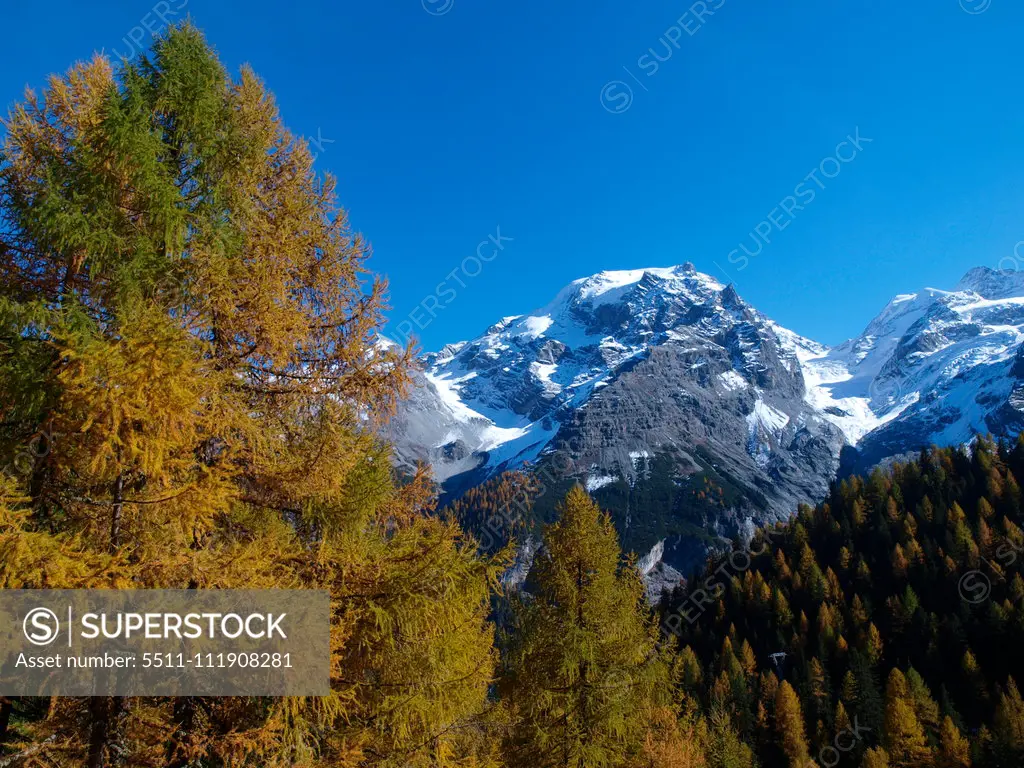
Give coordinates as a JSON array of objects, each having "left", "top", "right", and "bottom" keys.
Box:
[
  {"left": 87, "top": 697, "right": 126, "bottom": 768},
  {"left": 164, "top": 698, "right": 196, "bottom": 768},
  {"left": 109, "top": 473, "right": 125, "bottom": 553},
  {"left": 0, "top": 698, "right": 12, "bottom": 746},
  {"left": 87, "top": 698, "right": 111, "bottom": 768},
  {"left": 575, "top": 557, "right": 587, "bottom": 768}
]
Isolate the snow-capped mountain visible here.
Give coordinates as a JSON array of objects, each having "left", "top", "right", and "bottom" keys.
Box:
[
  {"left": 386, "top": 263, "right": 1024, "bottom": 575},
  {"left": 389, "top": 264, "right": 843, "bottom": 518},
  {"left": 814, "top": 266, "right": 1024, "bottom": 471}
]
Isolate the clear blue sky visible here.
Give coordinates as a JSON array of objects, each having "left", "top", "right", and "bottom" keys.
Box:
[{"left": 3, "top": 1, "right": 1023, "bottom": 351}]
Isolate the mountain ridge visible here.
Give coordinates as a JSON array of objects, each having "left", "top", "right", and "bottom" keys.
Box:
[{"left": 386, "top": 263, "right": 1024, "bottom": 573}]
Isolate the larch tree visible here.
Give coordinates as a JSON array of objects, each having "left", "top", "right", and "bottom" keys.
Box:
[
  {"left": 774, "top": 680, "right": 814, "bottom": 768},
  {"left": 862, "top": 747, "right": 891, "bottom": 768},
  {"left": 936, "top": 716, "right": 971, "bottom": 768},
  {"left": 882, "top": 670, "right": 933, "bottom": 768},
  {"left": 0, "top": 24, "right": 501, "bottom": 768},
  {"left": 501, "top": 486, "right": 676, "bottom": 768},
  {"left": 993, "top": 678, "right": 1024, "bottom": 764}
]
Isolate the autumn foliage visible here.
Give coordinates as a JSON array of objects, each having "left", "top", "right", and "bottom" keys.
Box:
[{"left": 0, "top": 24, "right": 500, "bottom": 768}]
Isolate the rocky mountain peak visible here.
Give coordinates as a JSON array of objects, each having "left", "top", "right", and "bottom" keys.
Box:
[
  {"left": 389, "top": 261, "right": 838, "bottom": 511},
  {"left": 953, "top": 266, "right": 1024, "bottom": 300}
]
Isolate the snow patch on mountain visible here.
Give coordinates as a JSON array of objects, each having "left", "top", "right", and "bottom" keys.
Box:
[
  {"left": 747, "top": 399, "right": 790, "bottom": 434},
  {"left": 718, "top": 370, "right": 749, "bottom": 392},
  {"left": 425, "top": 371, "right": 529, "bottom": 451},
  {"left": 745, "top": 399, "right": 791, "bottom": 468},
  {"left": 586, "top": 473, "right": 617, "bottom": 492},
  {"left": 520, "top": 315, "right": 553, "bottom": 338}
]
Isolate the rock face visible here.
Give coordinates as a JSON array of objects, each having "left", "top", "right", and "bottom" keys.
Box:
[{"left": 386, "top": 264, "right": 1024, "bottom": 580}]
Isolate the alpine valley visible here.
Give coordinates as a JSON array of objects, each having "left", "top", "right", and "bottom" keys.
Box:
[{"left": 386, "top": 263, "right": 1024, "bottom": 582}]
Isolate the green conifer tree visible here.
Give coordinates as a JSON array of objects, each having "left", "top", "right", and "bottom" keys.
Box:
[{"left": 503, "top": 486, "right": 673, "bottom": 767}]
